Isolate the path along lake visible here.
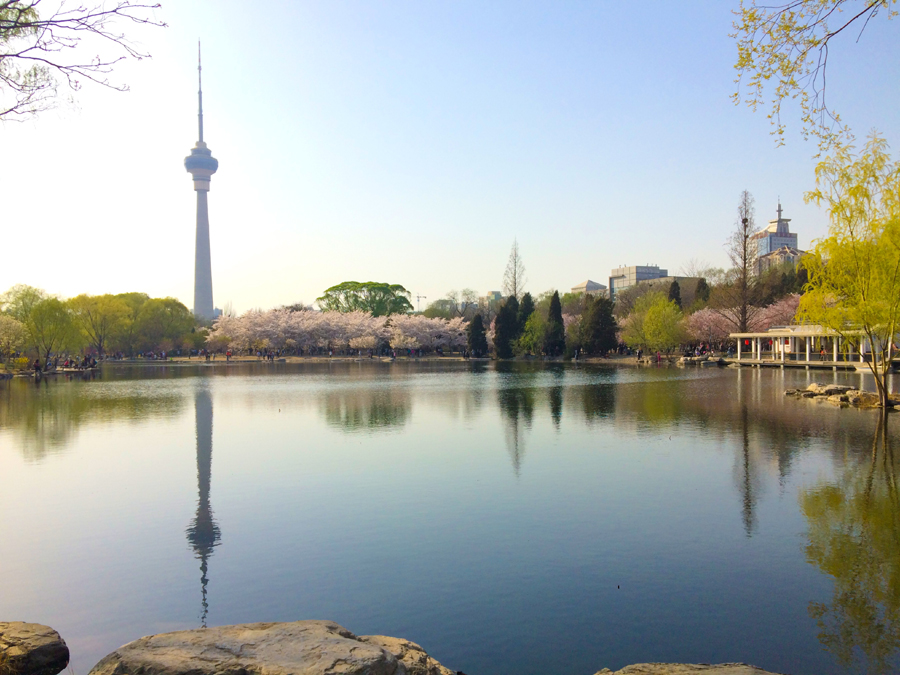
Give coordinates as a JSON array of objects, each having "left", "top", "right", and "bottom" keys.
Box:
[{"left": 1, "top": 362, "right": 898, "bottom": 675}]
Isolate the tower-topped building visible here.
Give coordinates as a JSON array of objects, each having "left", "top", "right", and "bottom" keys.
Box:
[{"left": 185, "top": 43, "right": 218, "bottom": 321}]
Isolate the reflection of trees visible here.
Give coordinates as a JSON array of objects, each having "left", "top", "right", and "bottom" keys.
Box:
[
  {"left": 497, "top": 385, "right": 535, "bottom": 476},
  {"left": 0, "top": 378, "right": 185, "bottom": 460},
  {"left": 801, "top": 419, "right": 900, "bottom": 675},
  {"left": 185, "top": 389, "right": 220, "bottom": 628},
  {"left": 321, "top": 389, "right": 411, "bottom": 432},
  {"left": 735, "top": 404, "right": 760, "bottom": 537}
]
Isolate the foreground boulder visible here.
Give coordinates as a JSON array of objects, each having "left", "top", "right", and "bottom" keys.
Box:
[
  {"left": 0, "top": 622, "right": 69, "bottom": 675},
  {"left": 595, "top": 664, "right": 783, "bottom": 675},
  {"left": 88, "top": 621, "right": 454, "bottom": 675}
]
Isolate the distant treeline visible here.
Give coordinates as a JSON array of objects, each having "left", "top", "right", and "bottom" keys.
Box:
[{"left": 0, "top": 285, "right": 205, "bottom": 362}]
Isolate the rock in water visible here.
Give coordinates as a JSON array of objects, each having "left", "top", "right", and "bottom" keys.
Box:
[
  {"left": 594, "top": 664, "right": 784, "bottom": 675},
  {"left": 358, "top": 636, "right": 454, "bottom": 675},
  {"left": 88, "top": 621, "right": 454, "bottom": 675},
  {"left": 0, "top": 622, "right": 69, "bottom": 675}
]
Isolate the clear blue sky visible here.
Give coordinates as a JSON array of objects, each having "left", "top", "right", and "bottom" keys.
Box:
[{"left": 2, "top": 1, "right": 898, "bottom": 312}]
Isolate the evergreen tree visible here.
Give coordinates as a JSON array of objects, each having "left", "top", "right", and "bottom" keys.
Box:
[
  {"left": 493, "top": 298, "right": 518, "bottom": 359},
  {"left": 580, "top": 296, "right": 618, "bottom": 355},
  {"left": 543, "top": 291, "right": 565, "bottom": 356},
  {"left": 668, "top": 279, "right": 682, "bottom": 308},
  {"left": 517, "top": 292, "right": 534, "bottom": 335},
  {"left": 467, "top": 314, "right": 488, "bottom": 357},
  {"left": 695, "top": 277, "right": 710, "bottom": 303}
]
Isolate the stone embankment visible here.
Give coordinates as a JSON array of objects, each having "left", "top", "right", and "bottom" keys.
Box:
[
  {"left": 2, "top": 621, "right": 786, "bottom": 675},
  {"left": 785, "top": 382, "right": 896, "bottom": 408}
]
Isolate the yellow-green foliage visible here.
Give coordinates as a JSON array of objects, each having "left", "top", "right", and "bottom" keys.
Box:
[
  {"left": 798, "top": 134, "right": 900, "bottom": 405},
  {"left": 622, "top": 292, "right": 686, "bottom": 352},
  {"left": 732, "top": 0, "right": 897, "bottom": 151}
]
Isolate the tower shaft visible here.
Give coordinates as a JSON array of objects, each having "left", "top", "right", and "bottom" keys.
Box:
[{"left": 194, "top": 190, "right": 214, "bottom": 320}]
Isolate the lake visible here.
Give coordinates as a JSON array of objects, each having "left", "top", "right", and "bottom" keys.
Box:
[{"left": 1, "top": 361, "right": 898, "bottom": 675}]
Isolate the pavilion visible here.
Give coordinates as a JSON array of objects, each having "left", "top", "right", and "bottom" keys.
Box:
[{"left": 729, "top": 325, "right": 874, "bottom": 367}]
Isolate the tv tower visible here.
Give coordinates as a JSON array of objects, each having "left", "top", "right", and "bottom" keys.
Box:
[{"left": 184, "top": 42, "right": 218, "bottom": 320}]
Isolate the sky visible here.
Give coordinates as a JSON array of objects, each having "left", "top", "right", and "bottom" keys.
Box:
[{"left": 2, "top": 1, "right": 899, "bottom": 314}]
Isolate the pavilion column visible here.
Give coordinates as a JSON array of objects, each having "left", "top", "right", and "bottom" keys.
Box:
[
  {"left": 781, "top": 338, "right": 786, "bottom": 363},
  {"left": 737, "top": 339, "right": 742, "bottom": 361},
  {"left": 806, "top": 337, "right": 810, "bottom": 362},
  {"left": 833, "top": 338, "right": 838, "bottom": 362},
  {"left": 861, "top": 339, "right": 866, "bottom": 363}
]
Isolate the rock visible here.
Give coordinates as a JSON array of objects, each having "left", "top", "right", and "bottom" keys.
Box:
[
  {"left": 0, "top": 622, "right": 69, "bottom": 675},
  {"left": 853, "top": 392, "right": 882, "bottom": 408},
  {"left": 593, "top": 664, "right": 784, "bottom": 675},
  {"left": 358, "top": 636, "right": 454, "bottom": 675},
  {"left": 88, "top": 621, "right": 454, "bottom": 675},
  {"left": 827, "top": 394, "right": 849, "bottom": 404},
  {"left": 806, "top": 383, "right": 853, "bottom": 396},
  {"left": 784, "top": 389, "right": 800, "bottom": 396},
  {"left": 800, "top": 391, "right": 818, "bottom": 398}
]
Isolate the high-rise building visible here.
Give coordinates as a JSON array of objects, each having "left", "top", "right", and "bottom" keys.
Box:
[
  {"left": 184, "top": 44, "right": 219, "bottom": 320},
  {"left": 752, "top": 202, "right": 798, "bottom": 259}
]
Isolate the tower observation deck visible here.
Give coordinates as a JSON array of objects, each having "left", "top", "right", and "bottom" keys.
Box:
[{"left": 184, "top": 43, "right": 219, "bottom": 320}]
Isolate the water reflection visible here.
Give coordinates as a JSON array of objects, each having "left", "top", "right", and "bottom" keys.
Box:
[
  {"left": 185, "top": 388, "right": 220, "bottom": 627},
  {"left": 0, "top": 377, "right": 185, "bottom": 460},
  {"left": 320, "top": 388, "right": 411, "bottom": 433},
  {"left": 801, "top": 418, "right": 900, "bottom": 674}
]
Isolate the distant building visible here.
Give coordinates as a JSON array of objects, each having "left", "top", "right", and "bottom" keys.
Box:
[
  {"left": 752, "top": 203, "right": 798, "bottom": 259},
  {"left": 486, "top": 291, "right": 503, "bottom": 302},
  {"left": 609, "top": 265, "right": 668, "bottom": 300},
  {"left": 571, "top": 280, "right": 608, "bottom": 297},
  {"left": 758, "top": 245, "right": 805, "bottom": 274}
]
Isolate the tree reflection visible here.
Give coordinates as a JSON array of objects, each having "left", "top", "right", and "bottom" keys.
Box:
[
  {"left": 0, "top": 378, "right": 185, "bottom": 460},
  {"left": 736, "top": 404, "right": 758, "bottom": 537},
  {"left": 801, "top": 418, "right": 900, "bottom": 674},
  {"left": 321, "top": 389, "right": 411, "bottom": 432},
  {"left": 498, "top": 385, "right": 535, "bottom": 476},
  {"left": 185, "top": 388, "right": 220, "bottom": 628}
]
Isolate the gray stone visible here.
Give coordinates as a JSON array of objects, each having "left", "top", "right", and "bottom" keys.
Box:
[
  {"left": 827, "top": 394, "right": 849, "bottom": 404},
  {"left": 88, "top": 621, "right": 454, "bottom": 675},
  {"left": 594, "top": 664, "right": 784, "bottom": 675},
  {"left": 0, "top": 622, "right": 69, "bottom": 675}
]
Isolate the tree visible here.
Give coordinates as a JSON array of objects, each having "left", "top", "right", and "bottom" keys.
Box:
[
  {"left": 543, "top": 291, "right": 565, "bottom": 356},
  {"left": 493, "top": 297, "right": 518, "bottom": 359},
  {"left": 579, "top": 296, "right": 618, "bottom": 355},
  {"left": 502, "top": 239, "right": 527, "bottom": 300},
  {"left": 0, "top": 283, "right": 45, "bottom": 321},
  {"left": 0, "top": 1, "right": 165, "bottom": 120},
  {"left": 133, "top": 297, "right": 194, "bottom": 352},
  {"left": 622, "top": 292, "right": 685, "bottom": 353},
  {"left": 516, "top": 311, "right": 547, "bottom": 356},
  {"left": 317, "top": 281, "right": 413, "bottom": 316},
  {"left": 422, "top": 298, "right": 455, "bottom": 319},
  {"left": 68, "top": 293, "right": 130, "bottom": 356},
  {"left": 25, "top": 296, "right": 78, "bottom": 361},
  {"left": 732, "top": 0, "right": 894, "bottom": 151},
  {"left": 798, "top": 134, "right": 900, "bottom": 412},
  {"left": 467, "top": 314, "right": 488, "bottom": 357},
  {"left": 517, "top": 292, "right": 534, "bottom": 334},
  {"left": 711, "top": 191, "right": 762, "bottom": 332},
  {"left": 112, "top": 291, "right": 149, "bottom": 355},
  {"left": 695, "top": 277, "right": 711, "bottom": 303},
  {"left": 0, "top": 314, "right": 26, "bottom": 364},
  {"left": 668, "top": 279, "right": 682, "bottom": 309}
]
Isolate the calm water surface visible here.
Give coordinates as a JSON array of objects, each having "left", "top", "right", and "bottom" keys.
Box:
[{"left": 1, "top": 362, "right": 898, "bottom": 675}]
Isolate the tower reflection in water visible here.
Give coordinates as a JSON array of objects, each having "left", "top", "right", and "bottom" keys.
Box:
[{"left": 185, "top": 388, "right": 221, "bottom": 627}]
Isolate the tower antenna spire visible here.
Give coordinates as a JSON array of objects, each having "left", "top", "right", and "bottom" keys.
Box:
[{"left": 198, "top": 41, "right": 204, "bottom": 143}]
